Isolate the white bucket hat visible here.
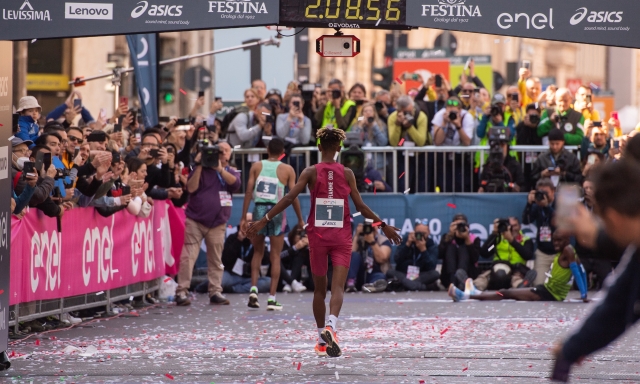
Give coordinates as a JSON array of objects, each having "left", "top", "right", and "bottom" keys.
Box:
[{"left": 17, "top": 96, "right": 41, "bottom": 112}]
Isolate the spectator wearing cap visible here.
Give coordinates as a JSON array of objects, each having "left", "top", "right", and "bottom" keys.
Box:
[
  {"left": 16, "top": 96, "right": 42, "bottom": 146},
  {"left": 46, "top": 91, "right": 95, "bottom": 128},
  {"left": 537, "top": 88, "right": 585, "bottom": 145},
  {"left": 478, "top": 127, "right": 524, "bottom": 192},
  {"left": 531, "top": 128, "right": 582, "bottom": 187},
  {"left": 580, "top": 120, "right": 610, "bottom": 162},
  {"left": 431, "top": 96, "right": 475, "bottom": 192}
]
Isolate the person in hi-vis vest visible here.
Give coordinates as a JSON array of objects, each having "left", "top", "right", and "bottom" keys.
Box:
[{"left": 313, "top": 78, "right": 356, "bottom": 132}]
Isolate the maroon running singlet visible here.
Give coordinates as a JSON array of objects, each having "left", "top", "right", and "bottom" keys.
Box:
[{"left": 307, "top": 162, "right": 353, "bottom": 276}]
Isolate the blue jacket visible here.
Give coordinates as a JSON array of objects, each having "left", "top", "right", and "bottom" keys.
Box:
[
  {"left": 17, "top": 115, "right": 40, "bottom": 146},
  {"left": 46, "top": 103, "right": 95, "bottom": 124},
  {"left": 52, "top": 156, "right": 68, "bottom": 198},
  {"left": 12, "top": 184, "right": 36, "bottom": 214},
  {"left": 394, "top": 234, "right": 439, "bottom": 273}
]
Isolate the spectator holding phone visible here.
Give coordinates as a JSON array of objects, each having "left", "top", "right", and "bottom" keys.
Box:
[
  {"left": 574, "top": 85, "right": 601, "bottom": 122},
  {"left": 580, "top": 120, "right": 610, "bottom": 162},
  {"left": 531, "top": 128, "right": 582, "bottom": 187},
  {"left": 414, "top": 74, "right": 452, "bottom": 133},
  {"left": 517, "top": 103, "right": 544, "bottom": 191},
  {"left": 46, "top": 91, "right": 95, "bottom": 128},
  {"left": 518, "top": 66, "right": 542, "bottom": 107},
  {"left": 136, "top": 130, "right": 174, "bottom": 199},
  {"left": 25, "top": 145, "right": 70, "bottom": 217},
  {"left": 16, "top": 96, "right": 42, "bottom": 146},
  {"left": 227, "top": 90, "right": 268, "bottom": 148},
  {"left": 276, "top": 94, "right": 312, "bottom": 146},
  {"left": 374, "top": 89, "right": 395, "bottom": 126},
  {"left": 386, "top": 221, "right": 439, "bottom": 291}
]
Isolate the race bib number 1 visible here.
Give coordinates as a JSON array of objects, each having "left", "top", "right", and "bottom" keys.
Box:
[
  {"left": 314, "top": 198, "right": 344, "bottom": 228},
  {"left": 255, "top": 176, "right": 278, "bottom": 200}
]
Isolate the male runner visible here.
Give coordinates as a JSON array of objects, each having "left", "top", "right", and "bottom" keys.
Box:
[
  {"left": 241, "top": 138, "right": 304, "bottom": 311},
  {"left": 246, "top": 126, "right": 402, "bottom": 357},
  {"left": 448, "top": 231, "right": 588, "bottom": 302}
]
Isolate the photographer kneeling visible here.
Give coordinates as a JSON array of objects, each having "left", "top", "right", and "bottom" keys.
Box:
[
  {"left": 478, "top": 127, "right": 524, "bottom": 192},
  {"left": 345, "top": 220, "right": 393, "bottom": 293},
  {"left": 439, "top": 214, "right": 481, "bottom": 289},
  {"left": 386, "top": 220, "right": 440, "bottom": 291},
  {"left": 477, "top": 217, "right": 535, "bottom": 291}
]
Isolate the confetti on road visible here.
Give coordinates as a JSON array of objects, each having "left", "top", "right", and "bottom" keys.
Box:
[
  {"left": 462, "top": 367, "right": 468, "bottom": 372},
  {"left": 164, "top": 373, "right": 174, "bottom": 380},
  {"left": 440, "top": 327, "right": 449, "bottom": 336},
  {"left": 335, "top": 371, "right": 339, "bottom": 380},
  {"left": 296, "top": 362, "right": 301, "bottom": 370}
]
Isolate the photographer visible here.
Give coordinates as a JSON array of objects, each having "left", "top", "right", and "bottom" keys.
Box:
[
  {"left": 345, "top": 221, "right": 393, "bottom": 293},
  {"left": 477, "top": 94, "right": 516, "bottom": 158},
  {"left": 349, "top": 103, "right": 388, "bottom": 172},
  {"left": 523, "top": 178, "right": 556, "bottom": 285},
  {"left": 439, "top": 214, "right": 481, "bottom": 289},
  {"left": 136, "top": 131, "right": 174, "bottom": 199},
  {"left": 477, "top": 217, "right": 535, "bottom": 290},
  {"left": 280, "top": 224, "right": 311, "bottom": 292},
  {"left": 414, "top": 74, "right": 452, "bottom": 132},
  {"left": 374, "top": 89, "right": 395, "bottom": 126},
  {"left": 175, "top": 142, "right": 240, "bottom": 307},
  {"left": 386, "top": 221, "right": 439, "bottom": 291},
  {"left": 516, "top": 103, "right": 543, "bottom": 191},
  {"left": 580, "top": 121, "right": 610, "bottom": 163},
  {"left": 276, "top": 93, "right": 312, "bottom": 173},
  {"left": 314, "top": 78, "right": 356, "bottom": 131},
  {"left": 478, "top": 127, "right": 524, "bottom": 192},
  {"left": 25, "top": 145, "right": 73, "bottom": 217},
  {"left": 432, "top": 97, "right": 474, "bottom": 192},
  {"left": 574, "top": 85, "right": 601, "bottom": 122},
  {"left": 537, "top": 88, "right": 585, "bottom": 145},
  {"left": 531, "top": 128, "right": 582, "bottom": 187}
]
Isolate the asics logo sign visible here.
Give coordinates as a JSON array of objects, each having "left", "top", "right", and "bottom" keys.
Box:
[
  {"left": 570, "top": 7, "right": 623, "bottom": 25},
  {"left": 131, "top": 1, "right": 183, "bottom": 18}
]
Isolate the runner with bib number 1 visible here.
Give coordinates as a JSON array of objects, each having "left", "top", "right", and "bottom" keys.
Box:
[
  {"left": 241, "top": 138, "right": 304, "bottom": 311},
  {"left": 245, "top": 126, "right": 402, "bottom": 357}
]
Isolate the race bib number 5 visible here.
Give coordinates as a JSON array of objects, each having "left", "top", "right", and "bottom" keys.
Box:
[
  {"left": 314, "top": 198, "right": 344, "bottom": 228},
  {"left": 255, "top": 176, "right": 278, "bottom": 201}
]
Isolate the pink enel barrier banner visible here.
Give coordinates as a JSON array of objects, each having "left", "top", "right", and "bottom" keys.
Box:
[{"left": 9, "top": 200, "right": 183, "bottom": 306}]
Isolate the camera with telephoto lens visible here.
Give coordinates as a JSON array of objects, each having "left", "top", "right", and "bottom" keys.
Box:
[
  {"left": 363, "top": 220, "right": 373, "bottom": 235},
  {"left": 300, "top": 82, "right": 315, "bottom": 102},
  {"left": 490, "top": 105, "right": 502, "bottom": 117},
  {"left": 341, "top": 145, "right": 369, "bottom": 192},
  {"left": 456, "top": 222, "right": 468, "bottom": 232},
  {"left": 483, "top": 127, "right": 512, "bottom": 192},
  {"left": 200, "top": 144, "right": 220, "bottom": 168},
  {"left": 367, "top": 116, "right": 375, "bottom": 124},
  {"left": 448, "top": 111, "right": 458, "bottom": 121},
  {"left": 497, "top": 218, "right": 510, "bottom": 233},
  {"left": 528, "top": 114, "right": 540, "bottom": 125},
  {"left": 54, "top": 168, "right": 70, "bottom": 181},
  {"left": 535, "top": 190, "right": 547, "bottom": 202},
  {"left": 404, "top": 112, "right": 414, "bottom": 122},
  {"left": 415, "top": 232, "right": 425, "bottom": 241}
]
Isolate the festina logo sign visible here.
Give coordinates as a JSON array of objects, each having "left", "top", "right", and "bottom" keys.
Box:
[
  {"left": 208, "top": 1, "right": 269, "bottom": 14},
  {"left": 2, "top": 0, "right": 52, "bottom": 21},
  {"left": 421, "top": 0, "right": 481, "bottom": 17}
]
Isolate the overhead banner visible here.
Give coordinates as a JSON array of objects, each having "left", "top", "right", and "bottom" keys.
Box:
[
  {"left": 127, "top": 34, "right": 159, "bottom": 128},
  {"left": 406, "top": 0, "right": 637, "bottom": 49},
  {"left": 0, "top": 0, "right": 280, "bottom": 40},
  {"left": 0, "top": 41, "right": 13, "bottom": 355}
]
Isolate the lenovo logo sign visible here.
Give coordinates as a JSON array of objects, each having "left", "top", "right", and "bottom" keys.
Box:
[{"left": 65, "top": 2, "right": 113, "bottom": 20}]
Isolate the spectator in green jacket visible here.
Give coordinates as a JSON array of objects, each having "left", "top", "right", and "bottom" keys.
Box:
[{"left": 537, "top": 88, "right": 585, "bottom": 145}]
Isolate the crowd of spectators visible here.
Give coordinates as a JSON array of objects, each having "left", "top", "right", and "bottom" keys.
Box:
[{"left": 9, "top": 61, "right": 640, "bottom": 336}]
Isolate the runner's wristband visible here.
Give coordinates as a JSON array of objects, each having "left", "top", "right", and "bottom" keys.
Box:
[{"left": 265, "top": 213, "right": 272, "bottom": 222}]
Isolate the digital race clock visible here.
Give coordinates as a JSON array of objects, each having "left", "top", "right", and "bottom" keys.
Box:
[{"left": 279, "top": 0, "right": 408, "bottom": 30}]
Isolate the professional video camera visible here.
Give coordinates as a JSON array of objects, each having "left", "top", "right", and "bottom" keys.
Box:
[
  {"left": 497, "top": 218, "right": 510, "bottom": 233},
  {"left": 300, "top": 82, "right": 316, "bottom": 103},
  {"left": 482, "top": 127, "right": 513, "bottom": 193},
  {"left": 200, "top": 144, "right": 220, "bottom": 168},
  {"left": 340, "top": 143, "right": 369, "bottom": 193}
]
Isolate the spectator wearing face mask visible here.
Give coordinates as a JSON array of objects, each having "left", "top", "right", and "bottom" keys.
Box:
[
  {"left": 537, "top": 88, "right": 585, "bottom": 145},
  {"left": 439, "top": 214, "right": 481, "bottom": 290},
  {"left": 314, "top": 78, "right": 356, "bottom": 131},
  {"left": 531, "top": 128, "right": 582, "bottom": 187},
  {"left": 15, "top": 96, "right": 42, "bottom": 146}
]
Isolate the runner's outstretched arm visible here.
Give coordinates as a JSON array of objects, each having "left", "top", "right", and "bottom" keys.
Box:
[
  {"left": 288, "top": 166, "right": 305, "bottom": 224},
  {"left": 344, "top": 168, "right": 403, "bottom": 245},
  {"left": 246, "top": 167, "right": 312, "bottom": 238}
]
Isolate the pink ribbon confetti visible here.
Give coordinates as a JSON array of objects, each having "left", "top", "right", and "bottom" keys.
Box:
[
  {"left": 398, "top": 172, "right": 405, "bottom": 179},
  {"left": 372, "top": 222, "right": 382, "bottom": 227},
  {"left": 398, "top": 138, "right": 405, "bottom": 146},
  {"left": 165, "top": 373, "right": 174, "bottom": 380},
  {"left": 447, "top": 203, "right": 457, "bottom": 209},
  {"left": 440, "top": 327, "right": 449, "bottom": 335},
  {"left": 462, "top": 367, "right": 468, "bottom": 372},
  {"left": 278, "top": 153, "right": 286, "bottom": 161},
  {"left": 35, "top": 339, "right": 40, "bottom": 346},
  {"left": 163, "top": 278, "right": 172, "bottom": 283},
  {"left": 395, "top": 77, "right": 403, "bottom": 84},
  {"left": 364, "top": 178, "right": 372, "bottom": 184},
  {"left": 179, "top": 89, "right": 187, "bottom": 95},
  {"left": 0, "top": 289, "right": 4, "bottom": 295},
  {"left": 297, "top": 362, "right": 302, "bottom": 370},
  {"left": 496, "top": 291, "right": 504, "bottom": 297}
]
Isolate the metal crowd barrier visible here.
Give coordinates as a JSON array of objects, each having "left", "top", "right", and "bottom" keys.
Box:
[
  {"left": 8, "top": 278, "right": 161, "bottom": 331},
  {"left": 232, "top": 146, "right": 578, "bottom": 193}
]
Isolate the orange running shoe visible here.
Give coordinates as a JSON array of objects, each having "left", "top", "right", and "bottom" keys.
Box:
[
  {"left": 314, "top": 342, "right": 327, "bottom": 357},
  {"left": 320, "top": 326, "right": 341, "bottom": 357}
]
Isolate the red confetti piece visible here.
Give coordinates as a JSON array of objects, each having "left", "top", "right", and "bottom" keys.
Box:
[
  {"left": 372, "top": 222, "right": 382, "bottom": 227},
  {"left": 398, "top": 172, "right": 405, "bottom": 179},
  {"left": 395, "top": 77, "right": 403, "bottom": 84},
  {"left": 462, "top": 367, "right": 468, "bottom": 372},
  {"left": 440, "top": 327, "right": 449, "bottom": 335},
  {"left": 278, "top": 153, "right": 286, "bottom": 161},
  {"left": 297, "top": 362, "right": 301, "bottom": 370},
  {"left": 398, "top": 138, "right": 405, "bottom": 146},
  {"left": 364, "top": 178, "right": 372, "bottom": 184},
  {"left": 447, "top": 203, "right": 457, "bottom": 209},
  {"left": 0, "top": 289, "right": 4, "bottom": 295},
  {"left": 179, "top": 89, "right": 187, "bottom": 95},
  {"left": 496, "top": 291, "right": 504, "bottom": 297},
  {"left": 163, "top": 278, "right": 172, "bottom": 283},
  {"left": 35, "top": 339, "right": 40, "bottom": 346},
  {"left": 165, "top": 373, "right": 174, "bottom": 380}
]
